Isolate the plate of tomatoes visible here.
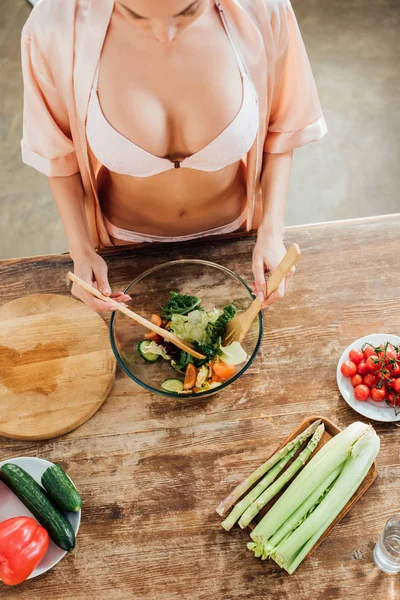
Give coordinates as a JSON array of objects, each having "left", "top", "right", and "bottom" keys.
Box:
[{"left": 337, "top": 334, "right": 400, "bottom": 422}]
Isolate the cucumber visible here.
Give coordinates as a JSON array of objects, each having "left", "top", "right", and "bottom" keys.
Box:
[
  {"left": 42, "top": 464, "right": 82, "bottom": 513},
  {"left": 161, "top": 378, "right": 184, "bottom": 393},
  {"left": 0, "top": 463, "right": 76, "bottom": 551},
  {"left": 137, "top": 340, "right": 159, "bottom": 362}
]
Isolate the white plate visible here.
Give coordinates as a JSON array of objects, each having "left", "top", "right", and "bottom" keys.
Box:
[
  {"left": 337, "top": 333, "right": 400, "bottom": 422},
  {"left": 0, "top": 457, "right": 81, "bottom": 580}
]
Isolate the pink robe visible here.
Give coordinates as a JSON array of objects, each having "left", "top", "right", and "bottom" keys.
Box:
[{"left": 21, "top": 0, "right": 327, "bottom": 247}]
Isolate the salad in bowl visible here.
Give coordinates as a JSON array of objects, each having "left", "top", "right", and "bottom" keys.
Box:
[
  {"left": 138, "top": 291, "right": 248, "bottom": 394},
  {"left": 110, "top": 259, "right": 263, "bottom": 398}
]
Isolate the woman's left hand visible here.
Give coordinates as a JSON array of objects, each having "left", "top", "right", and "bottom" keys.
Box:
[{"left": 252, "top": 233, "right": 296, "bottom": 307}]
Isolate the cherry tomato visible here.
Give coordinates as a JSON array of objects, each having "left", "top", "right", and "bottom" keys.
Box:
[
  {"left": 378, "top": 347, "right": 398, "bottom": 365},
  {"left": 363, "top": 345, "right": 376, "bottom": 359},
  {"left": 363, "top": 374, "right": 378, "bottom": 388},
  {"left": 354, "top": 384, "right": 370, "bottom": 401},
  {"left": 387, "top": 392, "right": 400, "bottom": 407},
  {"left": 366, "top": 355, "right": 382, "bottom": 372},
  {"left": 381, "top": 374, "right": 394, "bottom": 385},
  {"left": 341, "top": 361, "right": 357, "bottom": 377},
  {"left": 351, "top": 374, "right": 363, "bottom": 387},
  {"left": 357, "top": 361, "right": 369, "bottom": 376},
  {"left": 349, "top": 348, "right": 364, "bottom": 364},
  {"left": 390, "top": 363, "right": 400, "bottom": 377},
  {"left": 370, "top": 387, "right": 386, "bottom": 402},
  {"left": 387, "top": 392, "right": 395, "bottom": 404},
  {"left": 392, "top": 378, "right": 400, "bottom": 394}
]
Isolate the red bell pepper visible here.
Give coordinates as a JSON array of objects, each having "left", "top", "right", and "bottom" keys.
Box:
[{"left": 0, "top": 517, "right": 49, "bottom": 586}]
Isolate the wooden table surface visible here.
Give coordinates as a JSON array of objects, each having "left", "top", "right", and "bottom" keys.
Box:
[{"left": 1, "top": 215, "right": 399, "bottom": 600}]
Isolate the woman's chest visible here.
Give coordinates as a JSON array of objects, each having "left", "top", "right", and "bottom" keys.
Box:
[{"left": 96, "top": 16, "right": 244, "bottom": 158}]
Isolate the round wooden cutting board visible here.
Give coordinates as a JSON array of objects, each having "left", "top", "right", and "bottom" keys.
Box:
[{"left": 0, "top": 294, "right": 116, "bottom": 440}]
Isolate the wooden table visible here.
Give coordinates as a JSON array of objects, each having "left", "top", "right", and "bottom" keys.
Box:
[{"left": 1, "top": 215, "right": 399, "bottom": 600}]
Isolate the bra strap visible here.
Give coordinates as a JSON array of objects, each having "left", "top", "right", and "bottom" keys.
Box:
[
  {"left": 92, "top": 61, "right": 100, "bottom": 91},
  {"left": 215, "top": 0, "right": 247, "bottom": 77}
]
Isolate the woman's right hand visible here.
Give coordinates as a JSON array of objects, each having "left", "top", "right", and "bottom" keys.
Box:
[{"left": 71, "top": 250, "right": 131, "bottom": 312}]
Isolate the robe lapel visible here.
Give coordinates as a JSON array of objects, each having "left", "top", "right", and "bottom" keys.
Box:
[
  {"left": 73, "top": 0, "right": 115, "bottom": 164},
  {"left": 73, "top": 0, "right": 115, "bottom": 247},
  {"left": 217, "top": 0, "right": 268, "bottom": 230}
]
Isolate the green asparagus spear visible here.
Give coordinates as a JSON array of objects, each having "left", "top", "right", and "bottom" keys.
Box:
[
  {"left": 238, "top": 423, "right": 325, "bottom": 529},
  {"left": 221, "top": 444, "right": 301, "bottom": 531},
  {"left": 216, "top": 419, "right": 321, "bottom": 517}
]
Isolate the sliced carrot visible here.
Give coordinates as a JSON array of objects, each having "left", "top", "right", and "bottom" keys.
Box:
[
  {"left": 212, "top": 361, "right": 236, "bottom": 380},
  {"left": 144, "top": 315, "right": 162, "bottom": 340},
  {"left": 150, "top": 314, "right": 163, "bottom": 327},
  {"left": 144, "top": 331, "right": 161, "bottom": 343},
  {"left": 211, "top": 373, "right": 223, "bottom": 383},
  {"left": 184, "top": 363, "right": 198, "bottom": 390}
]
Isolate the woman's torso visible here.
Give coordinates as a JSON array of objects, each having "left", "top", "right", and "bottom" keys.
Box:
[{"left": 89, "top": 3, "right": 255, "bottom": 240}]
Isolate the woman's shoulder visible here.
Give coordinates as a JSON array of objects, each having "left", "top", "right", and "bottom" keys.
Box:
[
  {"left": 240, "top": 0, "right": 289, "bottom": 19},
  {"left": 22, "top": 0, "right": 87, "bottom": 40}
]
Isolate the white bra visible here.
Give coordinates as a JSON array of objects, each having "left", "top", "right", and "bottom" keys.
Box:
[{"left": 86, "top": 5, "right": 259, "bottom": 178}]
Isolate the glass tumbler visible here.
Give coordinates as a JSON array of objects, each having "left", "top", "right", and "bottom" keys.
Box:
[{"left": 373, "top": 514, "right": 400, "bottom": 574}]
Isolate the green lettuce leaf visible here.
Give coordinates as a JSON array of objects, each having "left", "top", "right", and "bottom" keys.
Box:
[{"left": 141, "top": 341, "right": 171, "bottom": 360}]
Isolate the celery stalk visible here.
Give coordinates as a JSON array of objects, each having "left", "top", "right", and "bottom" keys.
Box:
[
  {"left": 221, "top": 444, "right": 300, "bottom": 531},
  {"left": 273, "top": 427, "right": 379, "bottom": 573},
  {"left": 216, "top": 419, "right": 321, "bottom": 517},
  {"left": 258, "top": 465, "right": 342, "bottom": 558},
  {"left": 239, "top": 424, "right": 325, "bottom": 529},
  {"left": 250, "top": 421, "right": 370, "bottom": 546}
]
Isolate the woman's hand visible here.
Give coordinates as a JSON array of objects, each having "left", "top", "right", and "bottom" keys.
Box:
[
  {"left": 71, "top": 250, "right": 131, "bottom": 312},
  {"left": 252, "top": 232, "right": 296, "bottom": 307}
]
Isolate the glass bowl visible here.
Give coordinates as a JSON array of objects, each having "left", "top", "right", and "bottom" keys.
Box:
[{"left": 110, "top": 259, "right": 263, "bottom": 398}]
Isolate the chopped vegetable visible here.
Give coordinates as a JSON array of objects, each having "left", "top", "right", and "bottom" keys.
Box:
[
  {"left": 239, "top": 423, "right": 325, "bottom": 528},
  {"left": 212, "top": 361, "right": 236, "bottom": 380},
  {"left": 144, "top": 314, "right": 163, "bottom": 340},
  {"left": 161, "top": 379, "right": 184, "bottom": 393},
  {"left": 161, "top": 291, "right": 201, "bottom": 319},
  {"left": 196, "top": 304, "right": 236, "bottom": 358},
  {"left": 219, "top": 341, "right": 248, "bottom": 366},
  {"left": 195, "top": 365, "right": 209, "bottom": 388},
  {"left": 138, "top": 340, "right": 170, "bottom": 362},
  {"left": 150, "top": 314, "right": 163, "bottom": 327},
  {"left": 216, "top": 420, "right": 322, "bottom": 517},
  {"left": 169, "top": 310, "right": 214, "bottom": 344},
  {"left": 171, "top": 351, "right": 196, "bottom": 374},
  {"left": 184, "top": 363, "right": 197, "bottom": 390},
  {"left": 144, "top": 331, "right": 161, "bottom": 342}
]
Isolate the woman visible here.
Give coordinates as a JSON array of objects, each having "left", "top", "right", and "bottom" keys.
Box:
[{"left": 21, "top": 0, "right": 326, "bottom": 311}]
